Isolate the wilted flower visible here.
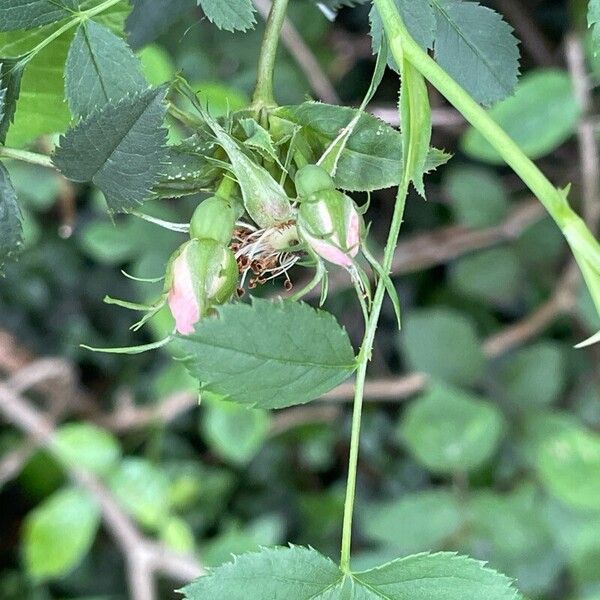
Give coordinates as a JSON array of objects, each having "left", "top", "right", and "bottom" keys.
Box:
[{"left": 167, "top": 239, "right": 238, "bottom": 335}]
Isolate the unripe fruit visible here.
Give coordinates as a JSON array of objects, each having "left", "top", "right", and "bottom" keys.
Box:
[
  {"left": 295, "top": 164, "right": 335, "bottom": 198},
  {"left": 189, "top": 196, "right": 236, "bottom": 245},
  {"left": 167, "top": 239, "right": 238, "bottom": 335}
]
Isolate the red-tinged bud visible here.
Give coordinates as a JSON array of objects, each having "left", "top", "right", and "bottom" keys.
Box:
[
  {"left": 297, "top": 188, "right": 362, "bottom": 268},
  {"left": 166, "top": 239, "right": 238, "bottom": 335}
]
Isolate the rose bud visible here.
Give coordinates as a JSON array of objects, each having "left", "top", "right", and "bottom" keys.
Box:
[
  {"left": 297, "top": 187, "right": 362, "bottom": 268},
  {"left": 167, "top": 239, "right": 238, "bottom": 335},
  {"left": 189, "top": 196, "right": 236, "bottom": 245}
]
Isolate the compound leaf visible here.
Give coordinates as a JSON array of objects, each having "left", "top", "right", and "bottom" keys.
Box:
[
  {"left": 0, "top": 0, "right": 71, "bottom": 32},
  {"left": 0, "top": 162, "right": 23, "bottom": 272},
  {"left": 53, "top": 86, "right": 168, "bottom": 213},
  {"left": 175, "top": 299, "right": 356, "bottom": 409}
]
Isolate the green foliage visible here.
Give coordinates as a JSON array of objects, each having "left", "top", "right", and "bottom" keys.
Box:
[
  {"left": 272, "top": 102, "right": 449, "bottom": 192},
  {"left": 462, "top": 70, "right": 580, "bottom": 163},
  {"left": 23, "top": 487, "right": 101, "bottom": 580},
  {"left": 588, "top": 0, "right": 600, "bottom": 55},
  {"left": 197, "top": 0, "right": 256, "bottom": 33},
  {"left": 176, "top": 299, "right": 356, "bottom": 409},
  {"left": 108, "top": 457, "right": 171, "bottom": 529},
  {"left": 0, "top": 0, "right": 71, "bottom": 32},
  {"left": 201, "top": 396, "right": 272, "bottom": 465},
  {"left": 53, "top": 87, "right": 168, "bottom": 213},
  {"left": 0, "top": 162, "right": 22, "bottom": 271},
  {"left": 400, "top": 307, "right": 485, "bottom": 386},
  {"left": 398, "top": 384, "right": 505, "bottom": 474},
  {"left": 535, "top": 421, "right": 600, "bottom": 511},
  {"left": 182, "top": 546, "right": 519, "bottom": 600},
  {"left": 362, "top": 490, "right": 463, "bottom": 555},
  {"left": 0, "top": 59, "right": 24, "bottom": 143},
  {"left": 498, "top": 343, "right": 566, "bottom": 408},
  {"left": 65, "top": 20, "right": 147, "bottom": 118},
  {"left": 450, "top": 247, "right": 523, "bottom": 305},
  {"left": 444, "top": 166, "right": 508, "bottom": 228},
  {"left": 54, "top": 422, "right": 121, "bottom": 476},
  {"left": 430, "top": 0, "right": 520, "bottom": 106}
]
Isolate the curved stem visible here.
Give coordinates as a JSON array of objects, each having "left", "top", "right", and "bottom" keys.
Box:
[
  {"left": 340, "top": 171, "right": 411, "bottom": 572},
  {"left": 251, "top": 0, "right": 291, "bottom": 109},
  {"left": 373, "top": 0, "right": 600, "bottom": 276},
  {"left": 0, "top": 147, "right": 55, "bottom": 169}
]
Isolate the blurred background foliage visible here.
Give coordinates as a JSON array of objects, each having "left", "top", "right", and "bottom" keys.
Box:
[{"left": 1, "top": 0, "right": 600, "bottom": 599}]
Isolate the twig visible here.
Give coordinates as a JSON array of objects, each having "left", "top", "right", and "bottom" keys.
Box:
[
  {"left": 0, "top": 362, "right": 205, "bottom": 600},
  {"left": 252, "top": 0, "right": 340, "bottom": 104}
]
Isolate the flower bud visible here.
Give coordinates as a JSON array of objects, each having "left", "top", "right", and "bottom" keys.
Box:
[
  {"left": 167, "top": 239, "right": 238, "bottom": 335},
  {"left": 295, "top": 164, "right": 335, "bottom": 198},
  {"left": 297, "top": 188, "right": 361, "bottom": 267},
  {"left": 189, "top": 196, "right": 236, "bottom": 244}
]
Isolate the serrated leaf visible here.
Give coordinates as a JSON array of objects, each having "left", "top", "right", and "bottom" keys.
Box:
[
  {"left": 197, "top": 0, "right": 256, "bottom": 32},
  {"left": 182, "top": 546, "right": 519, "bottom": 600},
  {"left": 175, "top": 299, "right": 356, "bottom": 409},
  {"left": 65, "top": 20, "right": 147, "bottom": 119},
  {"left": 53, "top": 87, "right": 168, "bottom": 213},
  {"left": 369, "top": 0, "right": 436, "bottom": 68},
  {"left": 431, "top": 0, "right": 520, "bottom": 106},
  {"left": 0, "top": 0, "right": 71, "bottom": 32},
  {"left": 461, "top": 69, "right": 580, "bottom": 163},
  {"left": 398, "top": 383, "right": 505, "bottom": 474},
  {"left": 272, "top": 102, "right": 449, "bottom": 192},
  {"left": 0, "top": 162, "right": 23, "bottom": 272},
  {"left": 0, "top": 1, "right": 131, "bottom": 146},
  {"left": 0, "top": 58, "right": 25, "bottom": 142},
  {"left": 23, "top": 487, "right": 100, "bottom": 580},
  {"left": 240, "top": 117, "right": 281, "bottom": 165}
]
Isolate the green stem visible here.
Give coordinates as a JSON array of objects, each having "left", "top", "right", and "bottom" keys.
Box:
[
  {"left": 373, "top": 0, "right": 600, "bottom": 273},
  {"left": 251, "top": 0, "right": 290, "bottom": 109},
  {"left": 340, "top": 171, "right": 411, "bottom": 572},
  {"left": 0, "top": 147, "right": 55, "bottom": 169}
]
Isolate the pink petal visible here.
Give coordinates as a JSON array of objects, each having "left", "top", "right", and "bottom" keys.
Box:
[
  {"left": 168, "top": 251, "right": 200, "bottom": 335},
  {"left": 307, "top": 234, "right": 354, "bottom": 267},
  {"left": 346, "top": 208, "right": 360, "bottom": 258}
]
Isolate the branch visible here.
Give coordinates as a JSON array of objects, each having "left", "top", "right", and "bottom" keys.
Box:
[
  {"left": 0, "top": 361, "right": 204, "bottom": 600},
  {"left": 252, "top": 0, "right": 340, "bottom": 104}
]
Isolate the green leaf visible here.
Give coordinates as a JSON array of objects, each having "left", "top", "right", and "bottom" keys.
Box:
[
  {"left": 0, "top": 1, "right": 131, "bottom": 146},
  {"left": 362, "top": 489, "right": 464, "bottom": 554},
  {"left": 0, "top": 162, "right": 23, "bottom": 272},
  {"left": 53, "top": 87, "right": 168, "bottom": 213},
  {"left": 0, "top": 0, "right": 71, "bottom": 32},
  {"left": 450, "top": 247, "right": 523, "bottom": 305},
  {"left": 23, "top": 487, "right": 101, "bottom": 580},
  {"left": 400, "top": 307, "right": 485, "bottom": 386},
  {"left": 240, "top": 117, "right": 281, "bottom": 165},
  {"left": 0, "top": 58, "right": 25, "bottom": 142},
  {"left": 369, "top": 0, "right": 436, "bottom": 68},
  {"left": 176, "top": 299, "right": 356, "bottom": 409},
  {"left": 201, "top": 396, "right": 271, "bottom": 465},
  {"left": 398, "top": 383, "right": 505, "bottom": 474},
  {"left": 108, "top": 458, "right": 171, "bottom": 528},
  {"left": 65, "top": 20, "right": 147, "bottom": 119},
  {"left": 54, "top": 422, "right": 121, "bottom": 476},
  {"left": 498, "top": 343, "right": 566, "bottom": 408},
  {"left": 445, "top": 166, "right": 508, "bottom": 228},
  {"left": 431, "top": 0, "right": 520, "bottom": 106},
  {"left": 535, "top": 421, "right": 600, "bottom": 511},
  {"left": 182, "top": 546, "right": 519, "bottom": 600},
  {"left": 462, "top": 69, "right": 580, "bottom": 163},
  {"left": 197, "top": 0, "right": 256, "bottom": 32},
  {"left": 272, "top": 102, "right": 449, "bottom": 192},
  {"left": 589, "top": 0, "right": 600, "bottom": 56}
]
